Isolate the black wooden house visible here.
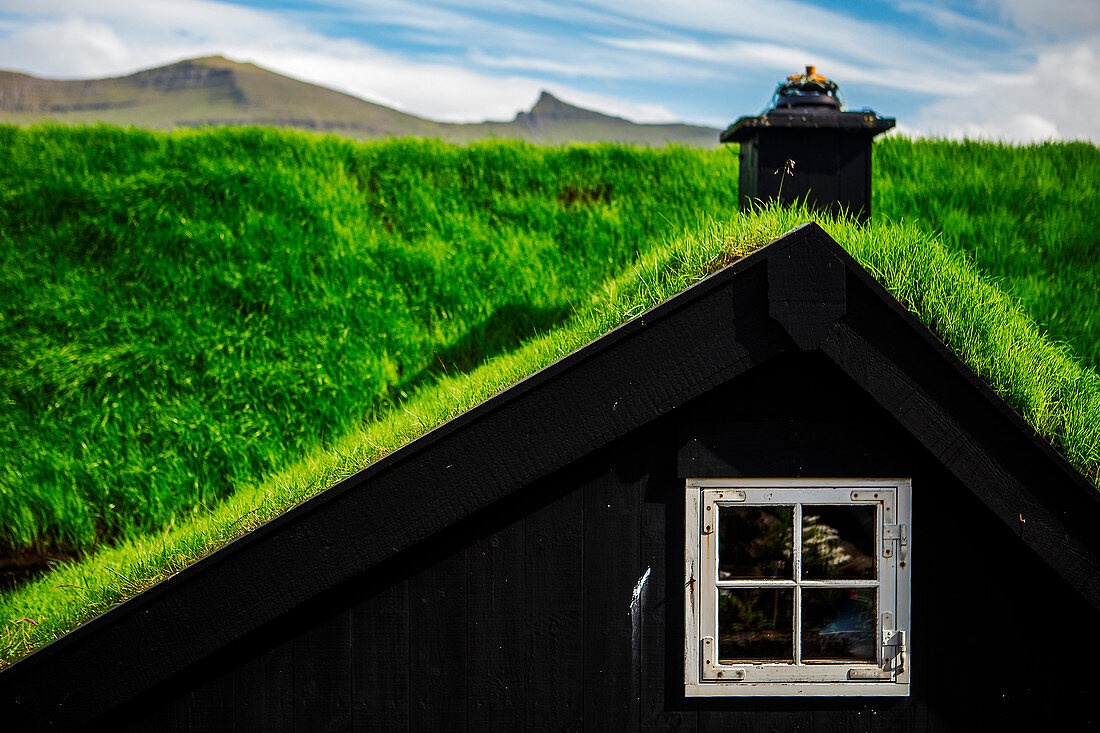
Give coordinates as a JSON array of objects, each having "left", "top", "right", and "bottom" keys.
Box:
[{"left": 5, "top": 223, "right": 1100, "bottom": 730}]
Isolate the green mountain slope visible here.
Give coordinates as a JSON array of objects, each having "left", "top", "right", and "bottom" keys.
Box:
[{"left": 0, "top": 56, "right": 720, "bottom": 146}]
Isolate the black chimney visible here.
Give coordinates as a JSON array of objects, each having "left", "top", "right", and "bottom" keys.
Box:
[{"left": 721, "top": 66, "right": 895, "bottom": 223}]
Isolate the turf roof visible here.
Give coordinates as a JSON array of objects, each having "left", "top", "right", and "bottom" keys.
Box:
[{"left": 2, "top": 204, "right": 1099, "bottom": 669}]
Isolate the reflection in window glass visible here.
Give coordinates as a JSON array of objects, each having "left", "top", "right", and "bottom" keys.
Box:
[
  {"left": 802, "top": 505, "right": 877, "bottom": 580},
  {"left": 801, "top": 588, "right": 877, "bottom": 663},
  {"left": 719, "top": 506, "right": 793, "bottom": 579},
  {"left": 718, "top": 588, "right": 794, "bottom": 662}
]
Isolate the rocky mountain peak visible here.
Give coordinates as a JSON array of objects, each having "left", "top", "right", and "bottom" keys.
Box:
[{"left": 517, "top": 90, "right": 625, "bottom": 127}]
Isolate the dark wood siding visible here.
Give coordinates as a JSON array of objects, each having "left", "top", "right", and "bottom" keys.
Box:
[{"left": 112, "top": 351, "right": 1099, "bottom": 731}]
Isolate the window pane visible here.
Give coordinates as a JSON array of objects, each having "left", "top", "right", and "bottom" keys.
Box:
[
  {"left": 801, "top": 505, "right": 877, "bottom": 580},
  {"left": 719, "top": 506, "right": 793, "bottom": 579},
  {"left": 718, "top": 588, "right": 794, "bottom": 663},
  {"left": 801, "top": 588, "right": 877, "bottom": 663}
]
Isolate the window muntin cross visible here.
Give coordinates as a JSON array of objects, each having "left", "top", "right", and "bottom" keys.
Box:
[{"left": 715, "top": 501, "right": 879, "bottom": 666}]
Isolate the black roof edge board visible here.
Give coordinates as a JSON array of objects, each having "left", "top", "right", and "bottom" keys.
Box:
[{"left": 5, "top": 221, "right": 1100, "bottom": 728}]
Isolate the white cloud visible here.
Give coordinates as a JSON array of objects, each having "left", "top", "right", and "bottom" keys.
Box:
[
  {"left": 912, "top": 38, "right": 1100, "bottom": 143},
  {"left": 584, "top": 1, "right": 1100, "bottom": 143},
  {"left": 894, "top": 1, "right": 1018, "bottom": 40},
  {"left": 0, "top": 17, "right": 130, "bottom": 77},
  {"left": 0, "top": 0, "right": 297, "bottom": 77},
  {"left": 466, "top": 51, "right": 630, "bottom": 79},
  {"left": 578, "top": 0, "right": 993, "bottom": 73},
  {"left": 244, "top": 47, "right": 679, "bottom": 123},
  {"left": 599, "top": 35, "right": 990, "bottom": 97},
  {"left": 980, "top": 0, "right": 1100, "bottom": 39}
]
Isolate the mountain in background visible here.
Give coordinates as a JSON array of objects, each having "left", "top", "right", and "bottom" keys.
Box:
[{"left": 0, "top": 55, "right": 720, "bottom": 147}]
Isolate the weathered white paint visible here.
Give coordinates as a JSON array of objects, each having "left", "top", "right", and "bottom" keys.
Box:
[
  {"left": 630, "top": 566, "right": 652, "bottom": 700},
  {"left": 684, "top": 488, "right": 701, "bottom": 689}
]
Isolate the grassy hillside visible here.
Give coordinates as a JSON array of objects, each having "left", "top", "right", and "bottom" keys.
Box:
[
  {"left": 0, "top": 125, "right": 736, "bottom": 560},
  {"left": 875, "top": 138, "right": 1100, "bottom": 370}
]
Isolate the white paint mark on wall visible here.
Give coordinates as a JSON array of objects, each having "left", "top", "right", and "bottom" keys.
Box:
[
  {"left": 631, "top": 566, "right": 652, "bottom": 614},
  {"left": 630, "top": 565, "right": 652, "bottom": 694}
]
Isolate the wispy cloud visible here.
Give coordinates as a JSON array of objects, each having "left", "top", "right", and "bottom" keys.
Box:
[
  {"left": 895, "top": 1, "right": 1018, "bottom": 41},
  {"left": 980, "top": 0, "right": 1100, "bottom": 39},
  {"left": 912, "top": 38, "right": 1100, "bottom": 142},
  {"left": 0, "top": 0, "right": 1096, "bottom": 142},
  {"left": 598, "top": 33, "right": 1029, "bottom": 100}
]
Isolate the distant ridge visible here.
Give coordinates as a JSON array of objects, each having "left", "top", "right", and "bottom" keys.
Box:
[{"left": 0, "top": 56, "right": 720, "bottom": 147}]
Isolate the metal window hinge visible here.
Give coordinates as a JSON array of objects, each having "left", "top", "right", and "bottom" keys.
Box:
[
  {"left": 702, "top": 636, "right": 714, "bottom": 666},
  {"left": 883, "top": 629, "right": 907, "bottom": 674},
  {"left": 883, "top": 629, "right": 906, "bottom": 645},
  {"left": 849, "top": 629, "right": 907, "bottom": 681},
  {"left": 883, "top": 523, "right": 908, "bottom": 561},
  {"left": 848, "top": 667, "right": 893, "bottom": 680},
  {"left": 883, "top": 524, "right": 906, "bottom": 541}
]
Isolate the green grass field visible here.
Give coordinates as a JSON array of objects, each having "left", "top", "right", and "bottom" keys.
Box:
[
  {"left": 0, "top": 126, "right": 738, "bottom": 558},
  {"left": 4, "top": 125, "right": 1100, "bottom": 567}
]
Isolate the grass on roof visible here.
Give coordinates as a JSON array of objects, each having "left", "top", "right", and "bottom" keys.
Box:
[
  {"left": 875, "top": 138, "right": 1100, "bottom": 371},
  {"left": 3, "top": 202, "right": 1100, "bottom": 669}
]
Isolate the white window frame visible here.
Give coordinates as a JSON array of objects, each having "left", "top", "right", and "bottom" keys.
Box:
[{"left": 684, "top": 478, "right": 911, "bottom": 697}]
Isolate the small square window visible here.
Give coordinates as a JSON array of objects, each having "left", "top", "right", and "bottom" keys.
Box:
[{"left": 684, "top": 479, "right": 911, "bottom": 696}]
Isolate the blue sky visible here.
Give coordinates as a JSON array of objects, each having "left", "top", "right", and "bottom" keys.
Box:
[{"left": 0, "top": 0, "right": 1097, "bottom": 142}]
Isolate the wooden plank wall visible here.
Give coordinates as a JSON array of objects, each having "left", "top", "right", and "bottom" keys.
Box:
[
  {"left": 115, "top": 424, "right": 676, "bottom": 733},
  {"left": 114, "top": 355, "right": 1100, "bottom": 732}
]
